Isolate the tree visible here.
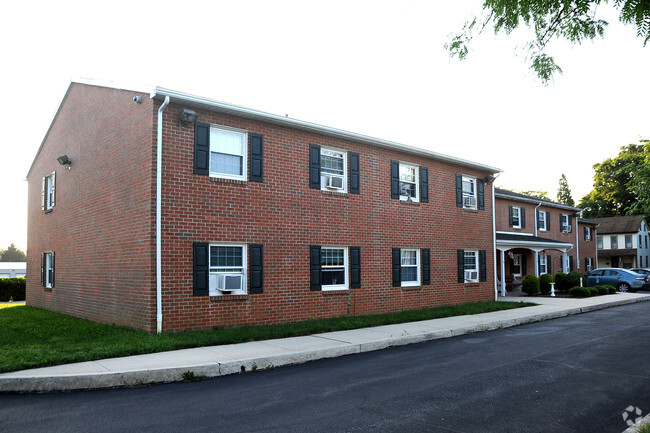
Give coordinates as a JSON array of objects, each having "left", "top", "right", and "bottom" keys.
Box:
[
  {"left": 0, "top": 243, "right": 26, "bottom": 262},
  {"left": 557, "top": 173, "right": 575, "bottom": 206},
  {"left": 519, "top": 190, "right": 551, "bottom": 200},
  {"left": 579, "top": 141, "right": 649, "bottom": 219},
  {"left": 446, "top": 0, "right": 650, "bottom": 84}
]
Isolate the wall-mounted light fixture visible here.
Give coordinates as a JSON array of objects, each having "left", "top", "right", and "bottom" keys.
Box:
[
  {"left": 485, "top": 174, "right": 495, "bottom": 183},
  {"left": 180, "top": 108, "right": 199, "bottom": 124},
  {"left": 57, "top": 154, "right": 71, "bottom": 170}
]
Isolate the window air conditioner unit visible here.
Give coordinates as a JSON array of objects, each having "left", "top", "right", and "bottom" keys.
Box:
[
  {"left": 464, "top": 270, "right": 478, "bottom": 281},
  {"left": 464, "top": 196, "right": 477, "bottom": 208},
  {"left": 325, "top": 175, "right": 344, "bottom": 190},
  {"left": 216, "top": 273, "right": 243, "bottom": 292},
  {"left": 561, "top": 225, "right": 571, "bottom": 233}
]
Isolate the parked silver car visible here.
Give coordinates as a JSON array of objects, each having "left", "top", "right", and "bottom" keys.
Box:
[{"left": 585, "top": 268, "right": 648, "bottom": 292}]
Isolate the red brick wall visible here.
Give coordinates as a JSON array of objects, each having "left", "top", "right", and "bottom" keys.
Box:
[
  {"left": 26, "top": 83, "right": 156, "bottom": 330},
  {"left": 157, "top": 102, "right": 497, "bottom": 332}
]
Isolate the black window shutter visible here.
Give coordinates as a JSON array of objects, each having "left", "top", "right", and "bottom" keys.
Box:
[
  {"left": 350, "top": 152, "right": 360, "bottom": 194},
  {"left": 457, "top": 249, "right": 465, "bottom": 283},
  {"left": 194, "top": 123, "right": 210, "bottom": 175},
  {"left": 456, "top": 174, "right": 463, "bottom": 207},
  {"left": 521, "top": 207, "right": 526, "bottom": 229},
  {"left": 477, "top": 179, "right": 485, "bottom": 210},
  {"left": 546, "top": 211, "right": 551, "bottom": 230},
  {"left": 559, "top": 214, "right": 563, "bottom": 231},
  {"left": 479, "top": 250, "right": 487, "bottom": 282},
  {"left": 40, "top": 252, "right": 45, "bottom": 286},
  {"left": 420, "top": 166, "right": 429, "bottom": 203},
  {"left": 536, "top": 209, "right": 540, "bottom": 229},
  {"left": 249, "top": 244, "right": 264, "bottom": 294},
  {"left": 392, "top": 248, "right": 401, "bottom": 287},
  {"left": 569, "top": 255, "right": 574, "bottom": 271},
  {"left": 522, "top": 256, "right": 528, "bottom": 275},
  {"left": 548, "top": 258, "right": 552, "bottom": 275},
  {"left": 509, "top": 206, "right": 514, "bottom": 227},
  {"left": 310, "top": 245, "right": 322, "bottom": 291},
  {"left": 50, "top": 252, "right": 55, "bottom": 288},
  {"left": 422, "top": 248, "right": 431, "bottom": 285},
  {"left": 350, "top": 246, "right": 361, "bottom": 288},
  {"left": 309, "top": 145, "right": 321, "bottom": 189},
  {"left": 390, "top": 161, "right": 400, "bottom": 199},
  {"left": 250, "top": 134, "right": 264, "bottom": 182},
  {"left": 568, "top": 215, "right": 574, "bottom": 232},
  {"left": 193, "top": 242, "right": 209, "bottom": 296}
]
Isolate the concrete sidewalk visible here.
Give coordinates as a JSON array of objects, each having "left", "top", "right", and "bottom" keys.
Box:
[{"left": 2, "top": 293, "right": 649, "bottom": 393}]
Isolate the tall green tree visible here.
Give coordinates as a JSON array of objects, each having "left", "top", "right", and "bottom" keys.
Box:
[
  {"left": 557, "top": 173, "right": 575, "bottom": 206},
  {"left": 0, "top": 243, "right": 26, "bottom": 262},
  {"left": 579, "top": 141, "right": 649, "bottom": 219},
  {"left": 446, "top": 0, "right": 650, "bottom": 84}
]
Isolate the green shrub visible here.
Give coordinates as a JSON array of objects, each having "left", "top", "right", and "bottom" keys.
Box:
[
  {"left": 569, "top": 286, "right": 591, "bottom": 297},
  {"left": 596, "top": 286, "right": 609, "bottom": 295},
  {"left": 565, "top": 271, "right": 585, "bottom": 291},
  {"left": 0, "top": 277, "right": 25, "bottom": 302},
  {"left": 554, "top": 272, "right": 567, "bottom": 292},
  {"left": 522, "top": 274, "right": 540, "bottom": 295},
  {"left": 606, "top": 285, "right": 617, "bottom": 294},
  {"left": 588, "top": 287, "right": 599, "bottom": 296},
  {"left": 539, "top": 273, "right": 554, "bottom": 295}
]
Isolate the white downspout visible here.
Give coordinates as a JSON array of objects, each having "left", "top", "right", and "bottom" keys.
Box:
[
  {"left": 491, "top": 174, "right": 500, "bottom": 299},
  {"left": 575, "top": 213, "right": 580, "bottom": 271},
  {"left": 156, "top": 96, "right": 170, "bottom": 334}
]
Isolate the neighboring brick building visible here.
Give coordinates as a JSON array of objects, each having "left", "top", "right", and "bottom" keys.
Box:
[
  {"left": 26, "top": 81, "right": 501, "bottom": 333},
  {"left": 494, "top": 189, "right": 598, "bottom": 295},
  {"left": 593, "top": 215, "right": 650, "bottom": 268}
]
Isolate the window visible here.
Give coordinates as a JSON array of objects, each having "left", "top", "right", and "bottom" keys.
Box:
[
  {"left": 210, "top": 126, "right": 248, "bottom": 180},
  {"left": 538, "top": 254, "right": 548, "bottom": 275},
  {"left": 597, "top": 236, "right": 603, "bottom": 249},
  {"left": 464, "top": 251, "right": 479, "bottom": 282},
  {"left": 41, "top": 172, "right": 56, "bottom": 211},
  {"left": 511, "top": 206, "right": 522, "bottom": 228},
  {"left": 560, "top": 214, "right": 572, "bottom": 233},
  {"left": 41, "top": 251, "right": 55, "bottom": 289},
  {"left": 512, "top": 254, "right": 522, "bottom": 276},
  {"left": 400, "top": 249, "right": 420, "bottom": 286},
  {"left": 625, "top": 235, "right": 633, "bottom": 248},
  {"left": 584, "top": 227, "right": 592, "bottom": 241},
  {"left": 209, "top": 244, "right": 247, "bottom": 295},
  {"left": 461, "top": 176, "right": 477, "bottom": 209},
  {"left": 585, "top": 257, "right": 593, "bottom": 272},
  {"left": 537, "top": 210, "right": 548, "bottom": 231},
  {"left": 611, "top": 236, "right": 618, "bottom": 249},
  {"left": 320, "top": 148, "right": 347, "bottom": 192},
  {"left": 321, "top": 247, "right": 348, "bottom": 290},
  {"left": 399, "top": 163, "right": 419, "bottom": 201}
]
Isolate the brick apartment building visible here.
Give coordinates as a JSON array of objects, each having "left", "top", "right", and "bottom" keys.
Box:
[
  {"left": 494, "top": 189, "right": 599, "bottom": 295},
  {"left": 26, "top": 81, "right": 501, "bottom": 333}
]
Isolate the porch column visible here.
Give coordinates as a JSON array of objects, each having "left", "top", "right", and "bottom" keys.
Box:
[
  {"left": 562, "top": 251, "right": 568, "bottom": 273},
  {"left": 534, "top": 251, "right": 539, "bottom": 277},
  {"left": 500, "top": 250, "right": 506, "bottom": 297}
]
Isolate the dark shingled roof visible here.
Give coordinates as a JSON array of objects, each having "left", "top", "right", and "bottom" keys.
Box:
[{"left": 591, "top": 215, "right": 644, "bottom": 234}]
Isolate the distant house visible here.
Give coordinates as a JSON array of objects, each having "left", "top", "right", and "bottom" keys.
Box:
[
  {"left": 26, "top": 80, "right": 501, "bottom": 333},
  {"left": 593, "top": 215, "right": 649, "bottom": 268},
  {"left": 494, "top": 189, "right": 598, "bottom": 295},
  {"left": 0, "top": 262, "right": 26, "bottom": 278}
]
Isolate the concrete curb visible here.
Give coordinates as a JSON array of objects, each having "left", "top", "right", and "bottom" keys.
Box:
[{"left": 1, "top": 294, "right": 649, "bottom": 393}]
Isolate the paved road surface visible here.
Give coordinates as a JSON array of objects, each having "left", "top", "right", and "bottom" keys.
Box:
[{"left": 2, "top": 302, "right": 650, "bottom": 432}]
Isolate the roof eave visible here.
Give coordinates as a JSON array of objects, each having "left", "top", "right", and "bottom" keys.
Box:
[
  {"left": 151, "top": 87, "right": 502, "bottom": 174},
  {"left": 495, "top": 191, "right": 582, "bottom": 213}
]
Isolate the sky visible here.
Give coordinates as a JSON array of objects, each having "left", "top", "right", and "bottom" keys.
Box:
[{"left": 1, "top": 0, "right": 649, "bottom": 252}]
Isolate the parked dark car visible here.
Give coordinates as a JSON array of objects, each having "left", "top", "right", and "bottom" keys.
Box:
[
  {"left": 585, "top": 268, "right": 648, "bottom": 292},
  {"left": 630, "top": 268, "right": 650, "bottom": 290}
]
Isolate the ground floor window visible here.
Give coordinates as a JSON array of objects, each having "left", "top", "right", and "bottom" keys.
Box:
[
  {"left": 209, "top": 244, "right": 247, "bottom": 295},
  {"left": 512, "top": 254, "right": 523, "bottom": 276},
  {"left": 400, "top": 249, "right": 420, "bottom": 286},
  {"left": 464, "top": 250, "right": 479, "bottom": 282},
  {"left": 321, "top": 247, "right": 348, "bottom": 290},
  {"left": 538, "top": 254, "right": 548, "bottom": 275},
  {"left": 41, "top": 251, "right": 55, "bottom": 289}
]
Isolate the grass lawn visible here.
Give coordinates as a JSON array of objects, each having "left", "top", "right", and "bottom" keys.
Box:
[{"left": 0, "top": 301, "right": 535, "bottom": 374}]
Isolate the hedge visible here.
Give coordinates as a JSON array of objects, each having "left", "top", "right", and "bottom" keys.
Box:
[
  {"left": 569, "top": 286, "right": 590, "bottom": 297},
  {"left": 0, "top": 277, "right": 26, "bottom": 302}
]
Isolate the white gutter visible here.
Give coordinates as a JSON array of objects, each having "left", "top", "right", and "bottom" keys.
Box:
[
  {"left": 492, "top": 179, "right": 498, "bottom": 299},
  {"left": 156, "top": 96, "right": 170, "bottom": 334}
]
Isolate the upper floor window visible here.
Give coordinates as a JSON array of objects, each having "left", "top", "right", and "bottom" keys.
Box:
[
  {"left": 209, "top": 244, "right": 247, "bottom": 295},
  {"left": 625, "top": 235, "right": 633, "bottom": 248},
  {"left": 461, "top": 176, "right": 477, "bottom": 209},
  {"left": 537, "top": 210, "right": 548, "bottom": 231},
  {"left": 320, "top": 148, "right": 347, "bottom": 192},
  {"left": 597, "top": 236, "right": 603, "bottom": 249},
  {"left": 611, "top": 236, "right": 618, "bottom": 249},
  {"left": 210, "top": 127, "right": 248, "bottom": 180},
  {"left": 584, "top": 227, "right": 593, "bottom": 241},
  {"left": 391, "top": 162, "right": 428, "bottom": 203},
  {"left": 399, "top": 163, "right": 419, "bottom": 202},
  {"left": 560, "top": 214, "right": 572, "bottom": 233},
  {"left": 41, "top": 172, "right": 56, "bottom": 212},
  {"left": 510, "top": 206, "right": 525, "bottom": 229}
]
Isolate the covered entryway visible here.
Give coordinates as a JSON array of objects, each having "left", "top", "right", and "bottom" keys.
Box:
[{"left": 495, "top": 233, "right": 574, "bottom": 297}]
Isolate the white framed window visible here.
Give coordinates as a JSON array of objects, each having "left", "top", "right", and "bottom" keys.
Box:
[
  {"left": 42, "top": 251, "right": 55, "bottom": 289},
  {"left": 625, "top": 235, "right": 633, "bottom": 248},
  {"left": 42, "top": 172, "right": 56, "bottom": 211},
  {"left": 462, "top": 176, "right": 477, "bottom": 209},
  {"left": 585, "top": 227, "right": 592, "bottom": 241},
  {"left": 586, "top": 257, "right": 593, "bottom": 272},
  {"left": 400, "top": 248, "right": 420, "bottom": 286},
  {"left": 538, "top": 254, "right": 548, "bottom": 275},
  {"left": 560, "top": 214, "right": 572, "bottom": 233},
  {"left": 464, "top": 250, "right": 479, "bottom": 282},
  {"left": 321, "top": 246, "right": 348, "bottom": 290},
  {"left": 209, "top": 244, "right": 247, "bottom": 295},
  {"left": 611, "top": 236, "right": 618, "bottom": 249},
  {"left": 597, "top": 236, "right": 603, "bottom": 249},
  {"left": 537, "top": 210, "right": 547, "bottom": 231},
  {"left": 512, "top": 206, "right": 522, "bottom": 228},
  {"left": 512, "top": 254, "right": 523, "bottom": 276},
  {"left": 210, "top": 126, "right": 248, "bottom": 180},
  {"left": 399, "top": 163, "right": 419, "bottom": 202},
  {"left": 320, "top": 148, "right": 347, "bottom": 192}
]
